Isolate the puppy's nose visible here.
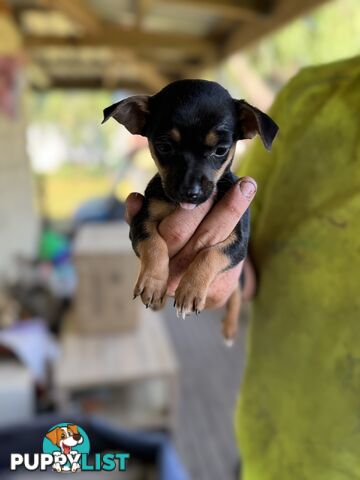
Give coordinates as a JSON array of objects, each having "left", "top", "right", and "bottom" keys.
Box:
[
  {"left": 182, "top": 184, "right": 202, "bottom": 201},
  {"left": 73, "top": 434, "right": 81, "bottom": 441}
]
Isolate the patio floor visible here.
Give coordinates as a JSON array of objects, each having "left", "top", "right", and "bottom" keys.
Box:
[{"left": 163, "top": 302, "right": 249, "bottom": 480}]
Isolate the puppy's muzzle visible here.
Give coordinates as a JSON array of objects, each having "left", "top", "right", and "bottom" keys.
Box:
[{"left": 179, "top": 182, "right": 202, "bottom": 202}]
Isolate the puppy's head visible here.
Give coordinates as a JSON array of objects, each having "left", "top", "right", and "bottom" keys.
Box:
[
  {"left": 46, "top": 425, "right": 83, "bottom": 453},
  {"left": 103, "top": 80, "right": 278, "bottom": 207}
]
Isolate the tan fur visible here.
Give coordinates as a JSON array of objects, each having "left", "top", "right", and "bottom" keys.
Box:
[
  {"left": 204, "top": 130, "right": 218, "bottom": 147},
  {"left": 222, "top": 286, "right": 241, "bottom": 342},
  {"left": 170, "top": 128, "right": 181, "bottom": 142},
  {"left": 148, "top": 199, "right": 176, "bottom": 221},
  {"left": 134, "top": 220, "right": 169, "bottom": 310},
  {"left": 213, "top": 144, "right": 236, "bottom": 183},
  {"left": 139, "top": 142, "right": 238, "bottom": 320},
  {"left": 174, "top": 232, "right": 237, "bottom": 315}
]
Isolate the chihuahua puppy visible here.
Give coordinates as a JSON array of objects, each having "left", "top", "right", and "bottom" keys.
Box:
[{"left": 103, "top": 80, "right": 278, "bottom": 343}]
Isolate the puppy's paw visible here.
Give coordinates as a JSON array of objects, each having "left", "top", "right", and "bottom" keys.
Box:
[
  {"left": 53, "top": 463, "right": 62, "bottom": 473},
  {"left": 174, "top": 278, "right": 207, "bottom": 318},
  {"left": 221, "top": 312, "right": 238, "bottom": 346},
  {"left": 134, "top": 269, "right": 168, "bottom": 310},
  {"left": 72, "top": 462, "right": 80, "bottom": 472}
]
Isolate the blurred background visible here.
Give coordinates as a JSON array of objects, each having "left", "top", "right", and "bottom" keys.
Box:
[{"left": 0, "top": 0, "right": 359, "bottom": 478}]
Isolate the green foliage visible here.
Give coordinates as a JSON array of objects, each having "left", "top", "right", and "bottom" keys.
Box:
[{"left": 248, "top": 0, "right": 360, "bottom": 80}]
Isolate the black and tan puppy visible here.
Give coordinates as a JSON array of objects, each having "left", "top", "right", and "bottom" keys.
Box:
[{"left": 102, "top": 80, "right": 278, "bottom": 343}]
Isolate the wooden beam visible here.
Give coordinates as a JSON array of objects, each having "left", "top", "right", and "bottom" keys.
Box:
[
  {"left": 103, "top": 52, "right": 170, "bottom": 92},
  {"left": 37, "top": 0, "right": 102, "bottom": 34},
  {"left": 24, "top": 27, "right": 215, "bottom": 54},
  {"left": 33, "top": 76, "right": 157, "bottom": 93},
  {"left": 163, "top": 0, "right": 267, "bottom": 21},
  {"left": 0, "top": 0, "right": 11, "bottom": 15},
  {"left": 224, "top": 0, "right": 330, "bottom": 55},
  {"left": 134, "top": 0, "right": 153, "bottom": 29}
]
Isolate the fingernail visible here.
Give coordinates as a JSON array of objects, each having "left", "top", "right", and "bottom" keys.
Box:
[{"left": 239, "top": 180, "right": 256, "bottom": 199}]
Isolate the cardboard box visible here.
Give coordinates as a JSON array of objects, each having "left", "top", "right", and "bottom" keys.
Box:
[{"left": 73, "top": 222, "right": 138, "bottom": 333}]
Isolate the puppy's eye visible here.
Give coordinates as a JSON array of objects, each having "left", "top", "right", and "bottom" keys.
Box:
[
  {"left": 214, "top": 146, "right": 229, "bottom": 156},
  {"left": 61, "top": 434, "right": 65, "bottom": 439},
  {"left": 156, "top": 142, "right": 173, "bottom": 155}
]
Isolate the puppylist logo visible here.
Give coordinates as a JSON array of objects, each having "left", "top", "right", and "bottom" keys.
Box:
[{"left": 10, "top": 423, "right": 130, "bottom": 473}]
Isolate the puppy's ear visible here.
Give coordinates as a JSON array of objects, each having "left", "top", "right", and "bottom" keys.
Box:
[
  {"left": 68, "top": 424, "right": 78, "bottom": 435},
  {"left": 235, "top": 100, "right": 279, "bottom": 151},
  {"left": 46, "top": 428, "right": 60, "bottom": 445},
  {"left": 102, "top": 95, "right": 150, "bottom": 136}
]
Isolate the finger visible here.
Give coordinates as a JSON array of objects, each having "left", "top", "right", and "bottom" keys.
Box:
[
  {"left": 125, "top": 192, "right": 144, "bottom": 225},
  {"left": 165, "top": 176, "right": 256, "bottom": 289},
  {"left": 205, "top": 262, "right": 243, "bottom": 308},
  {"left": 186, "top": 176, "right": 257, "bottom": 253},
  {"left": 158, "top": 193, "right": 215, "bottom": 258}
]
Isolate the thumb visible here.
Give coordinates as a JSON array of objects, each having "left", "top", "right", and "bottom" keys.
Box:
[{"left": 125, "top": 192, "right": 144, "bottom": 224}]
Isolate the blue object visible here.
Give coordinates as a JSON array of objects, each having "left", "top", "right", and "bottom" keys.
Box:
[{"left": 73, "top": 195, "right": 125, "bottom": 226}]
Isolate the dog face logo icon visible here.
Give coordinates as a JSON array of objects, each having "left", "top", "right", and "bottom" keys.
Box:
[{"left": 43, "top": 423, "right": 90, "bottom": 473}]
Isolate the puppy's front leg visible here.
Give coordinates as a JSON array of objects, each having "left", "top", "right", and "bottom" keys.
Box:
[
  {"left": 131, "top": 196, "right": 176, "bottom": 310},
  {"left": 174, "top": 211, "right": 249, "bottom": 321},
  {"left": 134, "top": 221, "right": 169, "bottom": 310},
  {"left": 174, "top": 238, "right": 234, "bottom": 317}
]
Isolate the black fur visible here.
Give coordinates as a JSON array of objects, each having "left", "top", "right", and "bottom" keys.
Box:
[{"left": 103, "top": 79, "right": 278, "bottom": 272}]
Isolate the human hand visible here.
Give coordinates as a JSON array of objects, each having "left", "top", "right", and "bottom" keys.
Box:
[{"left": 125, "top": 176, "right": 257, "bottom": 309}]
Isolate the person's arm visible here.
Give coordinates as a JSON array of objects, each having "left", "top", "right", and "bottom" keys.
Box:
[{"left": 125, "top": 176, "right": 257, "bottom": 309}]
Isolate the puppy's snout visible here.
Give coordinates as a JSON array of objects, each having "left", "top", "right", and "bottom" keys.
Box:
[{"left": 181, "top": 183, "right": 202, "bottom": 201}]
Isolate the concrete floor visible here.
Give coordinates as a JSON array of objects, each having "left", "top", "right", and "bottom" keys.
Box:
[{"left": 163, "top": 302, "right": 249, "bottom": 480}]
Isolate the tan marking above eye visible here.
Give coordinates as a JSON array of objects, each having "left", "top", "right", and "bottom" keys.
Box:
[
  {"left": 169, "top": 128, "right": 181, "bottom": 142},
  {"left": 204, "top": 130, "right": 218, "bottom": 147}
]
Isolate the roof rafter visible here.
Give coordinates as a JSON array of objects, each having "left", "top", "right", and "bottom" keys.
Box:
[
  {"left": 163, "top": 0, "right": 269, "bottom": 21},
  {"left": 102, "top": 51, "right": 170, "bottom": 92},
  {"left": 24, "top": 27, "right": 217, "bottom": 56},
  {"left": 134, "top": 0, "right": 153, "bottom": 29},
  {"left": 36, "top": 0, "right": 103, "bottom": 34}
]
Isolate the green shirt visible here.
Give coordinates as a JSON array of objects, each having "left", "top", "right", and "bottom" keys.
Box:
[{"left": 236, "top": 56, "right": 360, "bottom": 480}]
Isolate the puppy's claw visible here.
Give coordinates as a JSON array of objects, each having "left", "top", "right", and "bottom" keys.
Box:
[
  {"left": 224, "top": 338, "right": 234, "bottom": 348},
  {"left": 134, "top": 269, "right": 168, "bottom": 311}
]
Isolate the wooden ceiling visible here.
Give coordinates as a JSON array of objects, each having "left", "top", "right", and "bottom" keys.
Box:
[{"left": 4, "top": 0, "right": 328, "bottom": 92}]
